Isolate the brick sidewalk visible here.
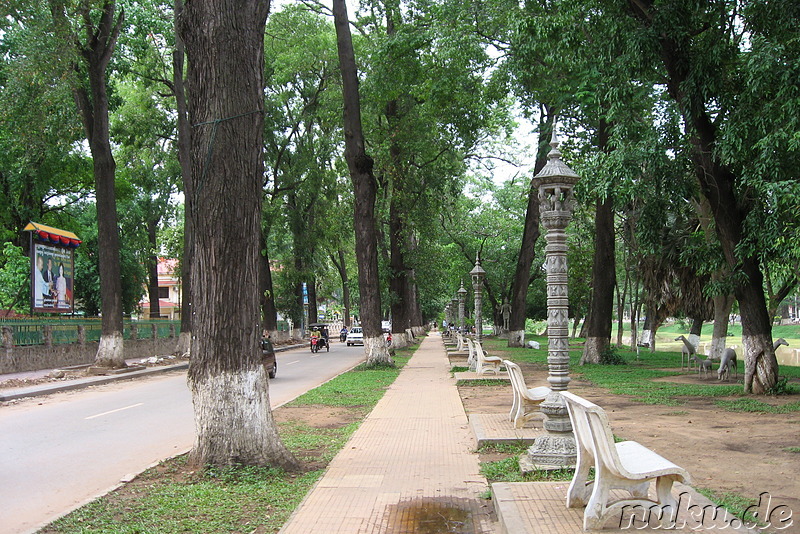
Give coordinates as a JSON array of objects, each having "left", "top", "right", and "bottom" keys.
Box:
[{"left": 279, "top": 334, "right": 496, "bottom": 533}]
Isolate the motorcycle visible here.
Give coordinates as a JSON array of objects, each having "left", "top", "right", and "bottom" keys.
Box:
[{"left": 339, "top": 329, "right": 348, "bottom": 342}]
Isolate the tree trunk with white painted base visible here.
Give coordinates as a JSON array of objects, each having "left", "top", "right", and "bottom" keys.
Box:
[
  {"left": 710, "top": 293, "right": 734, "bottom": 360},
  {"left": 190, "top": 368, "right": 295, "bottom": 469},
  {"left": 334, "top": 0, "right": 392, "bottom": 366},
  {"left": 174, "top": 331, "right": 192, "bottom": 359},
  {"left": 180, "top": 0, "right": 297, "bottom": 469},
  {"left": 364, "top": 335, "right": 393, "bottom": 366},
  {"left": 94, "top": 332, "right": 125, "bottom": 369}
]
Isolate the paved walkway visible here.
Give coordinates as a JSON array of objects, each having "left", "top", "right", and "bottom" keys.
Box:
[{"left": 279, "top": 333, "right": 496, "bottom": 534}]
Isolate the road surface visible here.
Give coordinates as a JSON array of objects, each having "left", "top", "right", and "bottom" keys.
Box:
[{"left": 0, "top": 342, "right": 366, "bottom": 534}]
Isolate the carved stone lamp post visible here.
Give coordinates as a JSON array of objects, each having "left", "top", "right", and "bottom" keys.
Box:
[
  {"left": 470, "top": 256, "right": 486, "bottom": 342},
  {"left": 522, "top": 129, "right": 580, "bottom": 470},
  {"left": 457, "top": 282, "right": 467, "bottom": 332}
]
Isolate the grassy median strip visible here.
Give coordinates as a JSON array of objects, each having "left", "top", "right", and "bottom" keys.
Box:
[{"left": 42, "top": 348, "right": 414, "bottom": 534}]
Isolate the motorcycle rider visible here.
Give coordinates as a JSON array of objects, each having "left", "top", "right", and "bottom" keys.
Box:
[{"left": 339, "top": 326, "right": 348, "bottom": 342}]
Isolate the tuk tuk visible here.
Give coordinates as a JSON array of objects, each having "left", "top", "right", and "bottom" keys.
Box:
[{"left": 309, "top": 323, "right": 330, "bottom": 352}]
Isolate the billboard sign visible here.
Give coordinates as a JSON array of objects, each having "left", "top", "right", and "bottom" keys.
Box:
[
  {"left": 32, "top": 243, "right": 75, "bottom": 313},
  {"left": 24, "top": 222, "right": 81, "bottom": 314}
]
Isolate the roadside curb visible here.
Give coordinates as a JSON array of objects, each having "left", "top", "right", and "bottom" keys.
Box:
[
  {"left": 0, "top": 343, "right": 307, "bottom": 402},
  {"left": 0, "top": 362, "right": 190, "bottom": 402}
]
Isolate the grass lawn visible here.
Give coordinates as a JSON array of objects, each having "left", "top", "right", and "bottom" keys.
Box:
[{"left": 480, "top": 332, "right": 800, "bottom": 407}]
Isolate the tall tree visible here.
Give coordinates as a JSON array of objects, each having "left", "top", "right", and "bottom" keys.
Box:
[
  {"left": 49, "top": 0, "right": 126, "bottom": 368},
  {"left": 506, "top": 108, "right": 552, "bottom": 346},
  {"left": 333, "top": 0, "right": 392, "bottom": 364},
  {"left": 263, "top": 5, "right": 342, "bottom": 330},
  {"left": 173, "top": 0, "right": 194, "bottom": 356},
  {"left": 179, "top": 0, "right": 297, "bottom": 468},
  {"left": 625, "top": 0, "right": 782, "bottom": 393},
  {"left": 580, "top": 120, "right": 616, "bottom": 364}
]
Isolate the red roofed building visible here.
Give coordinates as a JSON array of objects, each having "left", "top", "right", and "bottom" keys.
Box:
[{"left": 139, "top": 258, "right": 182, "bottom": 320}]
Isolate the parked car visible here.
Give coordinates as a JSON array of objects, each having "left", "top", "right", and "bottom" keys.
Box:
[
  {"left": 346, "top": 326, "right": 364, "bottom": 346},
  {"left": 261, "top": 338, "right": 277, "bottom": 379}
]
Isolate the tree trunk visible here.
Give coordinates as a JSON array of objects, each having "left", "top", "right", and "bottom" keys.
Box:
[
  {"left": 710, "top": 292, "right": 734, "bottom": 360},
  {"left": 54, "top": 0, "right": 126, "bottom": 368},
  {"left": 616, "top": 272, "right": 628, "bottom": 347},
  {"left": 388, "top": 168, "right": 410, "bottom": 348},
  {"left": 147, "top": 217, "right": 161, "bottom": 319},
  {"left": 331, "top": 249, "right": 351, "bottom": 327},
  {"left": 406, "top": 233, "right": 424, "bottom": 334},
  {"left": 173, "top": 0, "right": 193, "bottom": 358},
  {"left": 333, "top": 0, "right": 391, "bottom": 364},
  {"left": 179, "top": 0, "right": 297, "bottom": 469},
  {"left": 694, "top": 196, "right": 731, "bottom": 361},
  {"left": 508, "top": 108, "right": 553, "bottom": 347},
  {"left": 688, "top": 316, "right": 703, "bottom": 350},
  {"left": 308, "top": 278, "right": 319, "bottom": 324},
  {"left": 581, "top": 195, "right": 616, "bottom": 364},
  {"left": 737, "top": 266, "right": 779, "bottom": 393},
  {"left": 630, "top": 284, "right": 641, "bottom": 349},
  {"left": 640, "top": 304, "right": 667, "bottom": 352},
  {"left": 260, "top": 234, "right": 278, "bottom": 332},
  {"left": 294, "top": 280, "right": 304, "bottom": 327}
]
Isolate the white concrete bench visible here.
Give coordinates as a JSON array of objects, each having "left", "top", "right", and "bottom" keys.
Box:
[
  {"left": 465, "top": 338, "right": 478, "bottom": 371},
  {"left": 455, "top": 332, "right": 465, "bottom": 352},
  {"left": 474, "top": 340, "right": 502, "bottom": 376},
  {"left": 503, "top": 360, "right": 550, "bottom": 428},
  {"left": 561, "top": 391, "right": 691, "bottom": 530}
]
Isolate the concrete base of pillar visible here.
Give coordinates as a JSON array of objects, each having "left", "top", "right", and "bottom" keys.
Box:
[{"left": 520, "top": 433, "right": 577, "bottom": 472}]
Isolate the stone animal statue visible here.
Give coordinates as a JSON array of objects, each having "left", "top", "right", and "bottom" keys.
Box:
[
  {"left": 718, "top": 338, "right": 788, "bottom": 381},
  {"left": 675, "top": 335, "right": 697, "bottom": 370},
  {"left": 717, "top": 348, "right": 738, "bottom": 381},
  {"left": 689, "top": 354, "right": 712, "bottom": 377}
]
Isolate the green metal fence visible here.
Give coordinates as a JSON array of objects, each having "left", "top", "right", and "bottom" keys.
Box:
[{"left": 0, "top": 318, "right": 181, "bottom": 346}]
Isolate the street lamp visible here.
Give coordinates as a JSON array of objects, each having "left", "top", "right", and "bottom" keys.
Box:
[
  {"left": 522, "top": 126, "right": 580, "bottom": 470},
  {"left": 470, "top": 256, "right": 486, "bottom": 342},
  {"left": 457, "top": 282, "right": 467, "bottom": 333}
]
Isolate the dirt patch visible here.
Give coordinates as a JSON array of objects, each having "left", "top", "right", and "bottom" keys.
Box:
[
  {"left": 273, "top": 404, "right": 364, "bottom": 429},
  {"left": 459, "top": 360, "right": 800, "bottom": 533},
  {"left": 0, "top": 369, "right": 88, "bottom": 389}
]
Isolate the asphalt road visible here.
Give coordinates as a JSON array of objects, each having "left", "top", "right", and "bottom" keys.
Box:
[{"left": 0, "top": 341, "right": 366, "bottom": 534}]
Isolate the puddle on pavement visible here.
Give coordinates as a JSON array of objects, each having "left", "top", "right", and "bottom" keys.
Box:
[{"left": 383, "top": 498, "right": 476, "bottom": 533}]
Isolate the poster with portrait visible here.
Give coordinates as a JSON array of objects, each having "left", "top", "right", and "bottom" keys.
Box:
[{"left": 32, "top": 242, "right": 75, "bottom": 314}]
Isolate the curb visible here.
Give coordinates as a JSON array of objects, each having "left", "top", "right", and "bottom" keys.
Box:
[
  {"left": 0, "top": 343, "right": 307, "bottom": 402},
  {"left": 0, "top": 363, "right": 190, "bottom": 402}
]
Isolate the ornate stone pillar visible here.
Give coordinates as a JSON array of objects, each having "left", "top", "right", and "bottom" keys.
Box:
[
  {"left": 470, "top": 257, "right": 486, "bottom": 342},
  {"left": 457, "top": 282, "right": 467, "bottom": 332},
  {"left": 522, "top": 130, "right": 580, "bottom": 470}
]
